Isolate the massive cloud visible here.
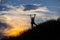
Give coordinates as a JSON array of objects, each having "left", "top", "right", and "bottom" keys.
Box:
[{"left": 0, "top": 4, "right": 60, "bottom": 38}]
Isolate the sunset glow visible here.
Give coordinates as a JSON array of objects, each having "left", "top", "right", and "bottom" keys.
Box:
[{"left": 0, "top": 15, "right": 30, "bottom": 37}]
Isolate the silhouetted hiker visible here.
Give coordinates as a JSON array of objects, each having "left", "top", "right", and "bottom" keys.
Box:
[{"left": 30, "top": 14, "right": 37, "bottom": 29}]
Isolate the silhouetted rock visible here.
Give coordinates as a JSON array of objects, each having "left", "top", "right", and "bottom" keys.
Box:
[
  {"left": 2, "top": 18, "right": 60, "bottom": 40},
  {"left": 57, "top": 18, "right": 60, "bottom": 22}
]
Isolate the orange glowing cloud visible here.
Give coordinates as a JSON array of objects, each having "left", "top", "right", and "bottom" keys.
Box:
[
  {"left": 3, "top": 26, "right": 25, "bottom": 37},
  {"left": 0, "top": 15, "right": 30, "bottom": 37}
]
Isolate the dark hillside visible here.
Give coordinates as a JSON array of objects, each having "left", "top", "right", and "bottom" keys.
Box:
[{"left": 2, "top": 18, "right": 60, "bottom": 40}]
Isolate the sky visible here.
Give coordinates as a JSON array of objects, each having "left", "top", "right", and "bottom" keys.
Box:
[{"left": 0, "top": 0, "right": 60, "bottom": 39}]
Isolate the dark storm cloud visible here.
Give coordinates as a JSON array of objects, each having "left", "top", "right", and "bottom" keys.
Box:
[
  {"left": 0, "top": 21, "right": 11, "bottom": 29},
  {"left": 23, "top": 5, "right": 39, "bottom": 11},
  {"left": 20, "top": 4, "right": 43, "bottom": 11}
]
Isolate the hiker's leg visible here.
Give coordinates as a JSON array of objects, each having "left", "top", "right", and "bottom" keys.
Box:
[
  {"left": 34, "top": 22, "right": 37, "bottom": 26},
  {"left": 31, "top": 24, "right": 33, "bottom": 29}
]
